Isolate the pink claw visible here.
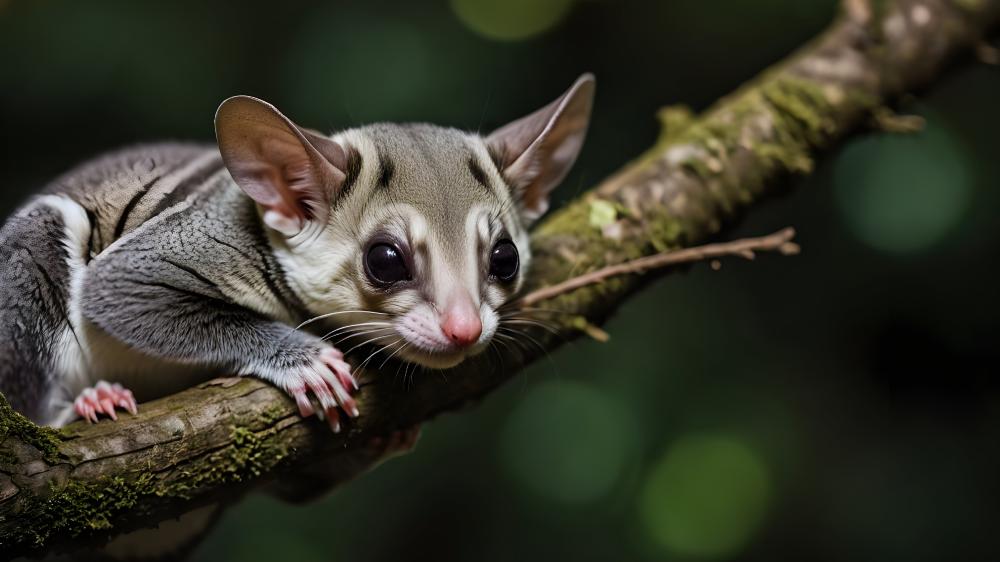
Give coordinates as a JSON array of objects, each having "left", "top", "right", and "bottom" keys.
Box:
[
  {"left": 319, "top": 349, "right": 359, "bottom": 412},
  {"left": 73, "top": 381, "right": 138, "bottom": 423},
  {"left": 292, "top": 388, "right": 316, "bottom": 418},
  {"left": 282, "top": 347, "right": 359, "bottom": 433}
]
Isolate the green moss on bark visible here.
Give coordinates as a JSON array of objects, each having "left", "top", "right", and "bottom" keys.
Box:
[
  {"left": 3, "top": 474, "right": 157, "bottom": 549},
  {"left": 160, "top": 424, "right": 288, "bottom": 500},
  {"left": 526, "top": 74, "right": 875, "bottom": 319},
  {"left": 0, "top": 394, "right": 63, "bottom": 463},
  {"left": 0, "top": 423, "right": 290, "bottom": 553},
  {"left": 656, "top": 104, "right": 697, "bottom": 143}
]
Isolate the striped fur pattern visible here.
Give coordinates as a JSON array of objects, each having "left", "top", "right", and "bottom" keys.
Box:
[
  {"left": 271, "top": 123, "right": 532, "bottom": 370},
  {"left": 0, "top": 75, "right": 594, "bottom": 426}
]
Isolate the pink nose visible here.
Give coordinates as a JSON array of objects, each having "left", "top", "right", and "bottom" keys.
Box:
[{"left": 440, "top": 296, "right": 483, "bottom": 348}]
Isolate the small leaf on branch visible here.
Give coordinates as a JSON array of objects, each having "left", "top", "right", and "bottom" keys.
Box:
[{"left": 589, "top": 199, "right": 618, "bottom": 229}]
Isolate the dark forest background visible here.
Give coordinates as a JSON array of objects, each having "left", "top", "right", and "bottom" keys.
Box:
[{"left": 2, "top": 0, "right": 999, "bottom": 560}]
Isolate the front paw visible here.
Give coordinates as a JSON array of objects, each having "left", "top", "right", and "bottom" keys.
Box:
[
  {"left": 256, "top": 346, "right": 359, "bottom": 432},
  {"left": 73, "top": 381, "right": 138, "bottom": 423}
]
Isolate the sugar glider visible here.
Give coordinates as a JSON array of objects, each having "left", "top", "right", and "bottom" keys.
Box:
[{"left": 0, "top": 75, "right": 595, "bottom": 430}]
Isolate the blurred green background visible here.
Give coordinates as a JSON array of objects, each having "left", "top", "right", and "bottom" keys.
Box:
[{"left": 2, "top": 0, "right": 999, "bottom": 560}]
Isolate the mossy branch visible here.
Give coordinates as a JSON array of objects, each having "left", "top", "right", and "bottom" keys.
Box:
[{"left": 2, "top": 0, "right": 998, "bottom": 557}]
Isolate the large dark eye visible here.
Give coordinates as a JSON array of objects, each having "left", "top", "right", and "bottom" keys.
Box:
[
  {"left": 489, "top": 239, "right": 519, "bottom": 282},
  {"left": 365, "top": 243, "right": 410, "bottom": 286}
]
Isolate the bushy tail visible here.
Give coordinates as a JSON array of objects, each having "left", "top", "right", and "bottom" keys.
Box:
[{"left": 0, "top": 202, "right": 75, "bottom": 422}]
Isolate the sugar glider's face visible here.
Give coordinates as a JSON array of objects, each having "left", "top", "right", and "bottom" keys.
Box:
[
  {"left": 294, "top": 124, "right": 534, "bottom": 369},
  {"left": 215, "top": 75, "right": 594, "bottom": 369}
]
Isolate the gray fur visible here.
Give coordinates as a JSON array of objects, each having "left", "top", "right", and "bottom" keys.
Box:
[
  {"left": 363, "top": 123, "right": 507, "bottom": 229},
  {"left": 81, "top": 183, "right": 315, "bottom": 383},
  {"left": 0, "top": 204, "right": 74, "bottom": 420},
  {"left": 0, "top": 76, "right": 594, "bottom": 425},
  {"left": 0, "top": 131, "right": 511, "bottom": 423},
  {"left": 44, "top": 143, "right": 222, "bottom": 254},
  {"left": 358, "top": 123, "right": 513, "bottom": 272},
  {"left": 0, "top": 142, "right": 309, "bottom": 421}
]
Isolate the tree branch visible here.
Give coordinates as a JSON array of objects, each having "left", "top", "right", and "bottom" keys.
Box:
[
  {"left": 2, "top": 0, "right": 997, "bottom": 557},
  {"left": 517, "top": 227, "right": 799, "bottom": 307}
]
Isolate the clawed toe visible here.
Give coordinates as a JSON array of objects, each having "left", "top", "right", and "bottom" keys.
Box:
[
  {"left": 320, "top": 348, "right": 358, "bottom": 390},
  {"left": 73, "top": 381, "right": 138, "bottom": 423},
  {"left": 283, "top": 347, "right": 360, "bottom": 433}
]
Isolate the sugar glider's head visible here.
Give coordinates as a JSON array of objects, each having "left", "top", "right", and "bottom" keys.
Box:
[{"left": 215, "top": 75, "right": 594, "bottom": 369}]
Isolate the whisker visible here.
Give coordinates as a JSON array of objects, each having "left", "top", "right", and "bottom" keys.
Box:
[
  {"left": 357, "top": 338, "right": 401, "bottom": 374},
  {"left": 334, "top": 328, "right": 391, "bottom": 357},
  {"left": 507, "top": 328, "right": 548, "bottom": 353},
  {"left": 503, "top": 330, "right": 561, "bottom": 381},
  {"left": 497, "top": 327, "right": 554, "bottom": 363},
  {"left": 487, "top": 340, "right": 507, "bottom": 376},
  {"left": 493, "top": 329, "right": 526, "bottom": 344},
  {"left": 327, "top": 328, "right": 389, "bottom": 348},
  {"left": 342, "top": 331, "right": 397, "bottom": 356},
  {"left": 408, "top": 362, "right": 422, "bottom": 389},
  {"left": 325, "top": 323, "right": 391, "bottom": 341},
  {"left": 379, "top": 340, "right": 410, "bottom": 370},
  {"left": 500, "top": 306, "right": 576, "bottom": 319},
  {"left": 295, "top": 309, "right": 389, "bottom": 330},
  {"left": 396, "top": 358, "right": 413, "bottom": 389},
  {"left": 491, "top": 334, "right": 516, "bottom": 357},
  {"left": 321, "top": 321, "right": 392, "bottom": 342},
  {"left": 501, "top": 318, "right": 563, "bottom": 337},
  {"left": 393, "top": 353, "right": 409, "bottom": 386},
  {"left": 494, "top": 331, "right": 532, "bottom": 354}
]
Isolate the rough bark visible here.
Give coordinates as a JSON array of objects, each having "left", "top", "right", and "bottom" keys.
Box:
[{"left": 2, "top": 0, "right": 997, "bottom": 557}]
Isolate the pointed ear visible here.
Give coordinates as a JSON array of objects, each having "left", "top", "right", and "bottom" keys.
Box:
[
  {"left": 487, "top": 74, "right": 595, "bottom": 224},
  {"left": 215, "top": 96, "right": 347, "bottom": 237}
]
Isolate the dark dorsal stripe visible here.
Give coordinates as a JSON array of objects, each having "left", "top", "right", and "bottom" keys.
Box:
[
  {"left": 113, "top": 173, "right": 164, "bottom": 240},
  {"left": 203, "top": 229, "right": 305, "bottom": 316},
  {"left": 148, "top": 157, "right": 224, "bottom": 217},
  {"left": 338, "top": 145, "right": 362, "bottom": 205},
  {"left": 377, "top": 152, "right": 395, "bottom": 189},
  {"left": 163, "top": 258, "right": 219, "bottom": 291},
  {"left": 83, "top": 207, "right": 101, "bottom": 262},
  {"left": 468, "top": 157, "right": 489, "bottom": 189}
]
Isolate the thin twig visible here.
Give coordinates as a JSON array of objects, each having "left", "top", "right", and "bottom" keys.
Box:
[{"left": 517, "top": 227, "right": 800, "bottom": 307}]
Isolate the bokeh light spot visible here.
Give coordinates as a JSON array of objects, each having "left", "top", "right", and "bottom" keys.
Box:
[
  {"left": 833, "top": 115, "right": 973, "bottom": 254},
  {"left": 501, "top": 380, "right": 636, "bottom": 504},
  {"left": 639, "top": 435, "right": 771, "bottom": 558},
  {"left": 450, "top": 0, "right": 574, "bottom": 41}
]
